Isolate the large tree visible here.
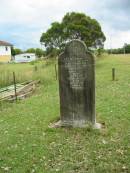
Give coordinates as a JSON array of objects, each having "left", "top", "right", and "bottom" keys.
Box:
[{"left": 40, "top": 12, "right": 106, "bottom": 52}]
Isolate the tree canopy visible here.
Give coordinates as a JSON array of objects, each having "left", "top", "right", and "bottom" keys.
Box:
[
  {"left": 40, "top": 12, "right": 106, "bottom": 53},
  {"left": 26, "top": 48, "right": 45, "bottom": 58},
  {"left": 11, "top": 47, "right": 45, "bottom": 58},
  {"left": 11, "top": 47, "right": 23, "bottom": 56}
]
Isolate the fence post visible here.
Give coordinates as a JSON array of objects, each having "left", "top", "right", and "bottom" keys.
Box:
[
  {"left": 13, "top": 72, "right": 17, "bottom": 101},
  {"left": 112, "top": 68, "right": 115, "bottom": 81},
  {"left": 55, "top": 64, "right": 57, "bottom": 80},
  {"left": 0, "top": 100, "right": 2, "bottom": 110},
  {"left": 34, "top": 65, "right": 38, "bottom": 71}
]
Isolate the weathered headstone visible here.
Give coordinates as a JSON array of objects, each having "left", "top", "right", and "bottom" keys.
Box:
[{"left": 58, "top": 40, "right": 100, "bottom": 128}]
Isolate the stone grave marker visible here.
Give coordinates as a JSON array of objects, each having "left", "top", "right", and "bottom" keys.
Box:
[{"left": 58, "top": 40, "right": 100, "bottom": 128}]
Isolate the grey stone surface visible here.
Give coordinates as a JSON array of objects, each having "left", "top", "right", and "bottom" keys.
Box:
[{"left": 58, "top": 40, "right": 96, "bottom": 127}]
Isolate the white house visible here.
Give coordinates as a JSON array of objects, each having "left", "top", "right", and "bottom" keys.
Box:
[
  {"left": 0, "top": 40, "right": 13, "bottom": 63},
  {"left": 14, "top": 53, "right": 36, "bottom": 63}
]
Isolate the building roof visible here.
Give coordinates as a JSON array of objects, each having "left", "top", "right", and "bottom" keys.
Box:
[{"left": 0, "top": 40, "right": 13, "bottom": 46}]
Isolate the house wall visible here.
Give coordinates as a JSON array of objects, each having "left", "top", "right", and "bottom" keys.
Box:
[
  {"left": 0, "top": 46, "right": 12, "bottom": 62},
  {"left": 0, "top": 55, "right": 11, "bottom": 62},
  {"left": 0, "top": 46, "right": 11, "bottom": 55}
]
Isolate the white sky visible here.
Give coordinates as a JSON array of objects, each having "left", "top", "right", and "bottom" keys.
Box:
[{"left": 0, "top": 0, "right": 130, "bottom": 49}]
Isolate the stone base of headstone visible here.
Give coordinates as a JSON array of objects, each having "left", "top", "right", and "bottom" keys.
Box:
[
  {"left": 60, "top": 120, "right": 101, "bottom": 129},
  {"left": 49, "top": 120, "right": 101, "bottom": 129},
  {"left": 49, "top": 120, "right": 62, "bottom": 128},
  {"left": 61, "top": 120, "right": 89, "bottom": 128},
  {"left": 93, "top": 122, "right": 102, "bottom": 129}
]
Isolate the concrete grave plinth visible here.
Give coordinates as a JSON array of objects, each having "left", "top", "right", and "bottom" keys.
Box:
[{"left": 58, "top": 40, "right": 100, "bottom": 128}]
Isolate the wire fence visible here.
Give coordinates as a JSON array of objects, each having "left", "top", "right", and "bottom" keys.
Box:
[
  {"left": 1, "top": 61, "right": 130, "bottom": 110},
  {"left": 0, "top": 61, "right": 58, "bottom": 110}
]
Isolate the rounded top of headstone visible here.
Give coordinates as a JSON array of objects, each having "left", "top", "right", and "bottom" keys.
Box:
[{"left": 65, "top": 39, "right": 87, "bottom": 55}]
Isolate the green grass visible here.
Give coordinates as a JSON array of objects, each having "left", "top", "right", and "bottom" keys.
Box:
[
  {"left": 0, "top": 54, "right": 130, "bottom": 173},
  {"left": 0, "top": 60, "right": 51, "bottom": 87}
]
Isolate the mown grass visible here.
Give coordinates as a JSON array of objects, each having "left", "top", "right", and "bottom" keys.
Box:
[{"left": 0, "top": 54, "right": 130, "bottom": 173}]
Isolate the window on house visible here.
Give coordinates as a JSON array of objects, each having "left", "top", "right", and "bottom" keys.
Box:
[
  {"left": 27, "top": 56, "right": 30, "bottom": 59},
  {"left": 5, "top": 47, "right": 8, "bottom": 51}
]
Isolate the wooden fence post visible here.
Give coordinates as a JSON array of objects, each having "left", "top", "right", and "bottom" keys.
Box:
[
  {"left": 0, "top": 100, "right": 2, "bottom": 110},
  {"left": 55, "top": 64, "right": 57, "bottom": 80},
  {"left": 13, "top": 72, "right": 17, "bottom": 101},
  {"left": 112, "top": 68, "right": 115, "bottom": 81},
  {"left": 34, "top": 65, "right": 38, "bottom": 71}
]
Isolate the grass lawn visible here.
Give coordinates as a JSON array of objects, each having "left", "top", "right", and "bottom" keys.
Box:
[{"left": 0, "top": 54, "right": 130, "bottom": 173}]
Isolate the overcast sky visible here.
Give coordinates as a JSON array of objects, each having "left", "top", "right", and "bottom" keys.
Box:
[{"left": 0, "top": 0, "right": 130, "bottom": 50}]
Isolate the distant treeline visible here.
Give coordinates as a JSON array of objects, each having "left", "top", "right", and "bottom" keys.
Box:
[
  {"left": 11, "top": 48, "right": 45, "bottom": 58},
  {"left": 11, "top": 43, "right": 130, "bottom": 59},
  {"left": 107, "top": 44, "right": 130, "bottom": 54}
]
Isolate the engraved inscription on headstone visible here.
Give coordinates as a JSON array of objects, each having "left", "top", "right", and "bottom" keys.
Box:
[{"left": 58, "top": 40, "right": 99, "bottom": 128}]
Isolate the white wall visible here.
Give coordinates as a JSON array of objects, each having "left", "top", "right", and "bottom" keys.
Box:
[{"left": 0, "top": 46, "right": 11, "bottom": 55}]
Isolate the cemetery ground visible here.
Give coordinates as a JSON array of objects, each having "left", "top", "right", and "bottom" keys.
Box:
[{"left": 0, "top": 54, "right": 130, "bottom": 173}]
